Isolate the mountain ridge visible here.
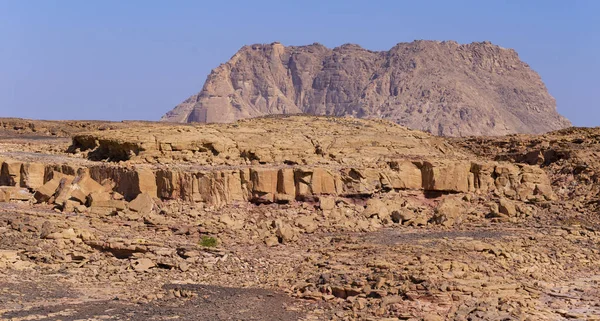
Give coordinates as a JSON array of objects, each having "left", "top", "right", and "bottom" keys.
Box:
[{"left": 161, "top": 40, "right": 571, "bottom": 136}]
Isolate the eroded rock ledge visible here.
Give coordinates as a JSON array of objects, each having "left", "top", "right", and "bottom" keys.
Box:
[{"left": 1, "top": 117, "right": 554, "bottom": 210}]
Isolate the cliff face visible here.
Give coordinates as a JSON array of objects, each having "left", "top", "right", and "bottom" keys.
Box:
[{"left": 161, "top": 40, "right": 571, "bottom": 136}]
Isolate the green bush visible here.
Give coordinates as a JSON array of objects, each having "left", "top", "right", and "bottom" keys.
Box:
[{"left": 199, "top": 236, "right": 218, "bottom": 248}]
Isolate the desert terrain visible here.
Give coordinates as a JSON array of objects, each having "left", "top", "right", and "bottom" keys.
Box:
[{"left": 0, "top": 116, "right": 599, "bottom": 320}]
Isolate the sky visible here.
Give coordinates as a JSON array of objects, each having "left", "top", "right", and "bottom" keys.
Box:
[{"left": 0, "top": 0, "right": 598, "bottom": 126}]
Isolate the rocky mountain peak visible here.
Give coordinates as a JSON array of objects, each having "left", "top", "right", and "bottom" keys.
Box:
[{"left": 161, "top": 40, "right": 571, "bottom": 136}]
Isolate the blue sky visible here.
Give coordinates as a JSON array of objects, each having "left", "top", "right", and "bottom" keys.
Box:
[{"left": 0, "top": 0, "right": 598, "bottom": 126}]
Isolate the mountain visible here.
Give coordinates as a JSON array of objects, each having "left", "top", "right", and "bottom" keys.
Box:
[{"left": 161, "top": 40, "right": 571, "bottom": 136}]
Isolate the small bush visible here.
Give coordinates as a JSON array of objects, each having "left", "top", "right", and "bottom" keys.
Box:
[{"left": 199, "top": 236, "right": 218, "bottom": 248}]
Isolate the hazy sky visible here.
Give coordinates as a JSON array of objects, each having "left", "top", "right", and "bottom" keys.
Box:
[{"left": 1, "top": 0, "right": 598, "bottom": 126}]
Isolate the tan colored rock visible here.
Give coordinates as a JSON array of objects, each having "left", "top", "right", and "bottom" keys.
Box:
[
  {"left": 494, "top": 164, "right": 520, "bottom": 192},
  {"left": 498, "top": 198, "right": 517, "bottom": 217},
  {"left": 432, "top": 197, "right": 465, "bottom": 227},
  {"left": 135, "top": 168, "right": 158, "bottom": 197},
  {"left": 277, "top": 168, "right": 296, "bottom": 197},
  {"left": 295, "top": 168, "right": 338, "bottom": 197},
  {"left": 250, "top": 168, "right": 278, "bottom": 202},
  {"left": 0, "top": 161, "right": 21, "bottom": 186},
  {"left": 45, "top": 228, "right": 78, "bottom": 240},
  {"left": 471, "top": 162, "right": 496, "bottom": 192},
  {"left": 19, "top": 162, "right": 45, "bottom": 189},
  {"left": 295, "top": 216, "right": 318, "bottom": 233},
  {"left": 0, "top": 189, "right": 8, "bottom": 202},
  {"left": 340, "top": 168, "right": 382, "bottom": 195},
  {"left": 72, "top": 173, "right": 105, "bottom": 196},
  {"left": 363, "top": 199, "right": 389, "bottom": 219},
  {"left": 128, "top": 193, "right": 155, "bottom": 214},
  {"left": 386, "top": 160, "right": 422, "bottom": 189},
  {"left": 422, "top": 161, "right": 471, "bottom": 193},
  {"left": 132, "top": 258, "right": 155, "bottom": 272},
  {"left": 0, "top": 187, "right": 32, "bottom": 201},
  {"left": 87, "top": 191, "right": 126, "bottom": 210},
  {"left": 391, "top": 209, "right": 415, "bottom": 224},
  {"left": 275, "top": 223, "right": 297, "bottom": 243},
  {"left": 319, "top": 196, "right": 336, "bottom": 211}
]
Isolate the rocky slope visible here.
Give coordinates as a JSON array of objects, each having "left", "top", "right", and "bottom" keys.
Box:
[
  {"left": 2, "top": 117, "right": 600, "bottom": 320},
  {"left": 161, "top": 41, "right": 571, "bottom": 136}
]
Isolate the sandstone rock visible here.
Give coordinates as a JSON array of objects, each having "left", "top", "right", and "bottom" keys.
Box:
[
  {"left": 45, "top": 228, "right": 78, "bottom": 240},
  {"left": 386, "top": 161, "right": 422, "bottom": 190},
  {"left": 422, "top": 161, "right": 471, "bottom": 193},
  {"left": 0, "top": 189, "right": 8, "bottom": 202},
  {"left": 295, "top": 216, "right": 317, "bottom": 233},
  {"left": 498, "top": 198, "right": 517, "bottom": 217},
  {"left": 363, "top": 199, "right": 389, "bottom": 220},
  {"left": 132, "top": 258, "right": 155, "bottom": 272},
  {"left": 296, "top": 168, "right": 337, "bottom": 198},
  {"left": 250, "top": 168, "right": 278, "bottom": 203},
  {"left": 0, "top": 160, "right": 21, "bottom": 186},
  {"left": 340, "top": 168, "right": 381, "bottom": 195},
  {"left": 0, "top": 187, "right": 32, "bottom": 201},
  {"left": 20, "top": 162, "right": 45, "bottom": 189},
  {"left": 128, "top": 193, "right": 155, "bottom": 214},
  {"left": 34, "top": 173, "right": 71, "bottom": 203},
  {"left": 72, "top": 173, "right": 105, "bottom": 196},
  {"left": 391, "top": 209, "right": 415, "bottom": 224},
  {"left": 0, "top": 250, "right": 18, "bottom": 261},
  {"left": 87, "top": 191, "right": 127, "bottom": 210},
  {"left": 319, "top": 196, "right": 336, "bottom": 211},
  {"left": 135, "top": 168, "right": 158, "bottom": 197},
  {"left": 62, "top": 200, "right": 80, "bottom": 213},
  {"left": 277, "top": 168, "right": 296, "bottom": 198},
  {"left": 432, "top": 197, "right": 465, "bottom": 227},
  {"left": 275, "top": 223, "right": 297, "bottom": 243},
  {"left": 264, "top": 236, "right": 279, "bottom": 247}
]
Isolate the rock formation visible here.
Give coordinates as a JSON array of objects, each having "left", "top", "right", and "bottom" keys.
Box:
[
  {"left": 3, "top": 116, "right": 600, "bottom": 320},
  {"left": 161, "top": 41, "right": 571, "bottom": 136}
]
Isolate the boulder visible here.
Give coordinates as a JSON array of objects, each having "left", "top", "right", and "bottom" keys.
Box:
[
  {"left": 471, "top": 162, "right": 496, "bottom": 192},
  {"left": 34, "top": 172, "right": 73, "bottom": 203},
  {"left": 339, "top": 168, "right": 381, "bottom": 195},
  {"left": 87, "top": 191, "right": 126, "bottom": 210},
  {"left": 72, "top": 173, "right": 105, "bottom": 196},
  {"left": 391, "top": 209, "right": 415, "bottom": 224},
  {"left": 295, "top": 216, "right": 318, "bottom": 233},
  {"left": 363, "top": 199, "right": 389, "bottom": 220},
  {"left": 319, "top": 196, "right": 336, "bottom": 211},
  {"left": 295, "top": 168, "right": 337, "bottom": 197},
  {"left": 135, "top": 168, "right": 158, "bottom": 197},
  {"left": 128, "top": 193, "right": 155, "bottom": 214},
  {"left": 498, "top": 198, "right": 517, "bottom": 217},
  {"left": 432, "top": 197, "right": 465, "bottom": 227},
  {"left": 131, "top": 258, "right": 155, "bottom": 272}
]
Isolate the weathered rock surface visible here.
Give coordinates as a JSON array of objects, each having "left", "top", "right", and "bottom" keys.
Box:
[
  {"left": 2, "top": 116, "right": 556, "bottom": 209},
  {"left": 3, "top": 116, "right": 600, "bottom": 321},
  {"left": 161, "top": 41, "right": 570, "bottom": 136}
]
